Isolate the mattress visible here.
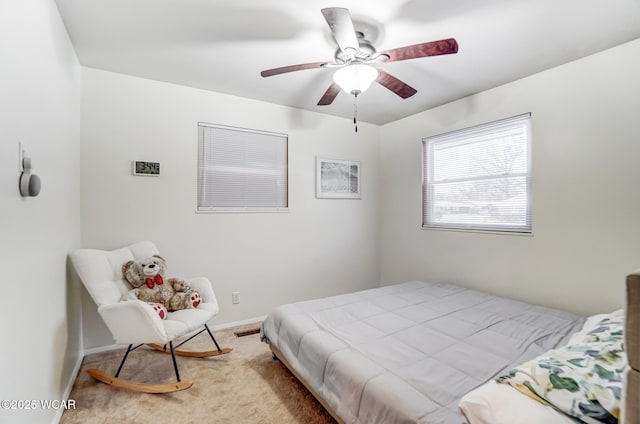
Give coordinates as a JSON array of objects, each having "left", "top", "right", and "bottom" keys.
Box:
[{"left": 261, "top": 280, "right": 586, "bottom": 424}]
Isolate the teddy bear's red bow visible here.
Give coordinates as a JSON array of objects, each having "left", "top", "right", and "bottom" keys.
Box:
[{"left": 145, "top": 274, "right": 164, "bottom": 289}]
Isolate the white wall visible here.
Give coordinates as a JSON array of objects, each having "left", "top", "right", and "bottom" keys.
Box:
[
  {"left": 80, "top": 68, "right": 380, "bottom": 348},
  {"left": 0, "top": 1, "right": 81, "bottom": 423},
  {"left": 379, "top": 39, "right": 640, "bottom": 316}
]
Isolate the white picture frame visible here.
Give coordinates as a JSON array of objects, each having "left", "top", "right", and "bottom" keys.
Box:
[{"left": 316, "top": 157, "right": 361, "bottom": 199}]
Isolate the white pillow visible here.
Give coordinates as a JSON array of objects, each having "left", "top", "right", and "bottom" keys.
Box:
[{"left": 459, "top": 380, "right": 576, "bottom": 424}]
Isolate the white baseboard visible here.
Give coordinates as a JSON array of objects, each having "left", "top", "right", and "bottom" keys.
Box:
[
  {"left": 83, "top": 343, "right": 125, "bottom": 356},
  {"left": 53, "top": 347, "right": 84, "bottom": 424},
  {"left": 209, "top": 315, "right": 266, "bottom": 331}
]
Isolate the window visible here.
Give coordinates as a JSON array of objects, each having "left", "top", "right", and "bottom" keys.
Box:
[
  {"left": 197, "top": 123, "right": 288, "bottom": 212},
  {"left": 422, "top": 113, "right": 532, "bottom": 233}
]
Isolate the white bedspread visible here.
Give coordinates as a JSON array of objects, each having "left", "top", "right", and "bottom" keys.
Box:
[{"left": 261, "top": 280, "right": 585, "bottom": 424}]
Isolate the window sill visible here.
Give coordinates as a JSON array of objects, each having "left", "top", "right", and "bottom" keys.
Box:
[
  {"left": 196, "top": 208, "right": 289, "bottom": 214},
  {"left": 421, "top": 225, "right": 533, "bottom": 237}
]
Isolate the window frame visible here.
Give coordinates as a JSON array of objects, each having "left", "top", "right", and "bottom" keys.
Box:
[
  {"left": 422, "top": 113, "right": 532, "bottom": 234},
  {"left": 197, "top": 122, "right": 288, "bottom": 213}
]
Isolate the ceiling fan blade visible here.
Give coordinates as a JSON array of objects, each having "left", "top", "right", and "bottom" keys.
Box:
[
  {"left": 317, "top": 83, "right": 341, "bottom": 106},
  {"left": 261, "top": 61, "right": 329, "bottom": 78},
  {"left": 376, "top": 70, "right": 417, "bottom": 99},
  {"left": 321, "top": 7, "right": 359, "bottom": 54},
  {"left": 379, "top": 38, "right": 458, "bottom": 62}
]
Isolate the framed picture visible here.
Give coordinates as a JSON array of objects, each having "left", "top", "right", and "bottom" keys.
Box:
[{"left": 316, "top": 157, "right": 361, "bottom": 199}]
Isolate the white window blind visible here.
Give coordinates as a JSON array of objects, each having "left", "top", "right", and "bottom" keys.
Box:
[
  {"left": 197, "top": 123, "right": 288, "bottom": 212},
  {"left": 423, "top": 113, "right": 532, "bottom": 233}
]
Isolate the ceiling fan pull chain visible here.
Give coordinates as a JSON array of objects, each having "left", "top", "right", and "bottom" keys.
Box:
[{"left": 353, "top": 91, "right": 359, "bottom": 133}]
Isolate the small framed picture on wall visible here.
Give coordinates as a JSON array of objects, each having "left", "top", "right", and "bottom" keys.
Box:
[{"left": 316, "top": 157, "right": 361, "bottom": 199}]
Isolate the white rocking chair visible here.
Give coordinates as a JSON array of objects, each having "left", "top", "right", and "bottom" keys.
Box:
[{"left": 70, "top": 241, "right": 232, "bottom": 393}]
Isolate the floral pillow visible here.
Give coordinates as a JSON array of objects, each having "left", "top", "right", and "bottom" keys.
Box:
[
  {"left": 496, "top": 311, "right": 627, "bottom": 424},
  {"left": 567, "top": 309, "right": 624, "bottom": 345}
]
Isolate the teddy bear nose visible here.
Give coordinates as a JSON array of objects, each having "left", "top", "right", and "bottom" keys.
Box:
[{"left": 149, "top": 264, "right": 155, "bottom": 268}]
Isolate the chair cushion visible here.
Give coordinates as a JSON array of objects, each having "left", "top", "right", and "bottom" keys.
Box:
[{"left": 164, "top": 304, "right": 219, "bottom": 340}]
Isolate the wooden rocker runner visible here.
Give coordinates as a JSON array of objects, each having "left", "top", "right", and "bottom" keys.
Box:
[
  {"left": 70, "top": 241, "right": 232, "bottom": 393},
  {"left": 87, "top": 368, "right": 192, "bottom": 394}
]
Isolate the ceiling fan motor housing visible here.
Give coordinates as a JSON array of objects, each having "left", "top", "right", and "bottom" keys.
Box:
[{"left": 334, "top": 34, "right": 377, "bottom": 64}]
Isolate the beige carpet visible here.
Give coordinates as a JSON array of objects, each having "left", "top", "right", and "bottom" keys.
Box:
[{"left": 61, "top": 324, "right": 336, "bottom": 424}]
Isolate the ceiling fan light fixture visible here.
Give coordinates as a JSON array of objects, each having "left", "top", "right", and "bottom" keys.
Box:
[{"left": 333, "top": 64, "right": 379, "bottom": 95}]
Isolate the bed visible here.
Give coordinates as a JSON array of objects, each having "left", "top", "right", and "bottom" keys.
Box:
[{"left": 261, "top": 273, "right": 638, "bottom": 424}]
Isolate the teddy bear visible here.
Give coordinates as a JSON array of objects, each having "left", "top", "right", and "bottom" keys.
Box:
[{"left": 122, "top": 254, "right": 201, "bottom": 317}]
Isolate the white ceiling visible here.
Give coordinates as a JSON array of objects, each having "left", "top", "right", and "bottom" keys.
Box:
[{"left": 55, "top": 0, "right": 640, "bottom": 125}]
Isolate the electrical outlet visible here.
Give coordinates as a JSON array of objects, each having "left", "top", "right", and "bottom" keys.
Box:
[{"left": 232, "top": 292, "right": 240, "bottom": 304}]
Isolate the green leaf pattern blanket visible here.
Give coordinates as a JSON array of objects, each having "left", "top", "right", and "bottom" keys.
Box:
[{"left": 496, "top": 310, "right": 626, "bottom": 424}]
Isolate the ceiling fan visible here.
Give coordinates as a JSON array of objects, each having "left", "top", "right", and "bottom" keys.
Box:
[{"left": 260, "top": 7, "right": 459, "bottom": 107}]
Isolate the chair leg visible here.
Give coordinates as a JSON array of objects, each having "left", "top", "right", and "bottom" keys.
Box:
[
  {"left": 204, "top": 323, "right": 222, "bottom": 352},
  {"left": 114, "top": 343, "right": 182, "bottom": 382},
  {"left": 115, "top": 344, "right": 143, "bottom": 378},
  {"left": 169, "top": 341, "right": 181, "bottom": 382}
]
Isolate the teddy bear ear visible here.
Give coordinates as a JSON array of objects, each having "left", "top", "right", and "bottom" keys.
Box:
[
  {"left": 152, "top": 254, "right": 166, "bottom": 262},
  {"left": 122, "top": 260, "right": 134, "bottom": 274},
  {"left": 122, "top": 260, "right": 142, "bottom": 286}
]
